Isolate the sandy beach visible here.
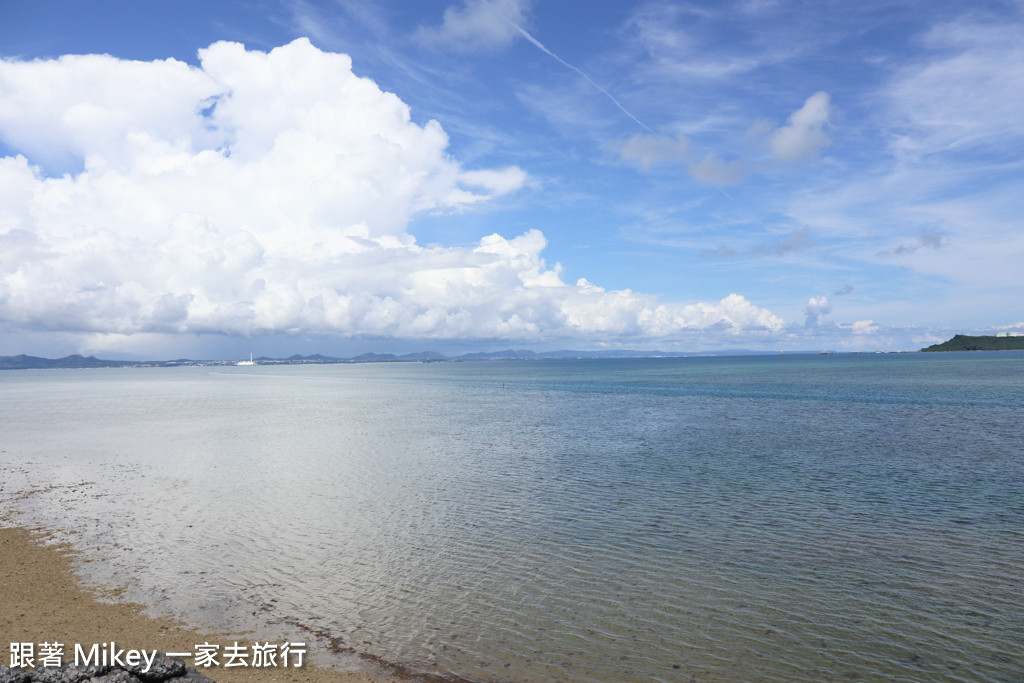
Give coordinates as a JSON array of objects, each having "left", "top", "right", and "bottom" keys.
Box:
[{"left": 0, "top": 525, "right": 388, "bottom": 683}]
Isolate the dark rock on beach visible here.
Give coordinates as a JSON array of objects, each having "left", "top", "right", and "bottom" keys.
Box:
[
  {"left": 0, "top": 666, "right": 29, "bottom": 683},
  {"left": 125, "top": 657, "right": 186, "bottom": 682},
  {"left": 25, "top": 663, "right": 109, "bottom": 682},
  {"left": 0, "top": 661, "right": 215, "bottom": 683}
]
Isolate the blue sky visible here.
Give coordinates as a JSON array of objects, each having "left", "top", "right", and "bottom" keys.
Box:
[{"left": 1, "top": 0, "right": 1022, "bottom": 358}]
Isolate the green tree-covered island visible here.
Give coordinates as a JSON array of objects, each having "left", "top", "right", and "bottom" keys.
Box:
[{"left": 921, "top": 334, "right": 1024, "bottom": 352}]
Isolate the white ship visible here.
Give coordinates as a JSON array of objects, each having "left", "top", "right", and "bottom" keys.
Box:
[{"left": 236, "top": 353, "right": 256, "bottom": 366}]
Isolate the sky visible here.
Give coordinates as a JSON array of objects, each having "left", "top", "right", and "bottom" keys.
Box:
[{"left": 1, "top": 0, "right": 1022, "bottom": 359}]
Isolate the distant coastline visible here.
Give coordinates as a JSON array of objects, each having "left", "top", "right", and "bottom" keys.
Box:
[
  {"left": 920, "top": 334, "right": 1024, "bottom": 352},
  {"left": 0, "top": 347, "right": 925, "bottom": 370},
  {"left": 9, "top": 338, "right": 1022, "bottom": 369}
]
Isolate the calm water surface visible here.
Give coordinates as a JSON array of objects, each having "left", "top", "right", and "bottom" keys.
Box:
[{"left": 1, "top": 353, "right": 1022, "bottom": 682}]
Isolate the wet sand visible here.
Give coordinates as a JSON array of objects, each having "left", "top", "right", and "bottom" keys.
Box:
[{"left": 0, "top": 525, "right": 388, "bottom": 683}]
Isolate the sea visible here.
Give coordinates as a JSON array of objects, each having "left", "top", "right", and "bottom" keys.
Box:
[{"left": 1, "top": 352, "right": 1022, "bottom": 682}]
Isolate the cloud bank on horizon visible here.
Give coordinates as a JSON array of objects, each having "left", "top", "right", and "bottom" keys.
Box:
[
  {"left": 1, "top": 0, "right": 1022, "bottom": 357},
  {"left": 0, "top": 38, "right": 781, "bottom": 354}
]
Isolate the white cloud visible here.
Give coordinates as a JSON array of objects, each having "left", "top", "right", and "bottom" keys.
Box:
[
  {"left": 848, "top": 320, "right": 878, "bottom": 335},
  {"left": 457, "top": 167, "right": 531, "bottom": 198},
  {"left": 752, "top": 227, "right": 814, "bottom": 256},
  {"left": 877, "top": 226, "right": 945, "bottom": 257},
  {"left": 887, "top": 21, "right": 1024, "bottom": 157},
  {"left": 617, "top": 92, "right": 834, "bottom": 182},
  {"left": 0, "top": 39, "right": 787, "bottom": 349},
  {"left": 617, "top": 133, "right": 691, "bottom": 170},
  {"left": 689, "top": 153, "right": 746, "bottom": 185},
  {"left": 804, "top": 295, "right": 831, "bottom": 327},
  {"left": 0, "top": 53, "right": 221, "bottom": 174},
  {"left": 626, "top": 3, "right": 766, "bottom": 80},
  {"left": 637, "top": 293, "right": 784, "bottom": 337},
  {"left": 778, "top": 20, "right": 1024, "bottom": 323},
  {"left": 768, "top": 91, "right": 834, "bottom": 163},
  {"left": 415, "top": 0, "right": 531, "bottom": 52}
]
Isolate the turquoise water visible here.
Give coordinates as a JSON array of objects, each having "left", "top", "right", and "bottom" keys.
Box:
[{"left": 1, "top": 353, "right": 1022, "bottom": 681}]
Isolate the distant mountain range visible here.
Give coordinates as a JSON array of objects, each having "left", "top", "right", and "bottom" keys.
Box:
[
  {"left": 0, "top": 348, "right": 796, "bottom": 370},
  {"left": 4, "top": 335, "right": 1018, "bottom": 370},
  {"left": 0, "top": 354, "right": 134, "bottom": 369}
]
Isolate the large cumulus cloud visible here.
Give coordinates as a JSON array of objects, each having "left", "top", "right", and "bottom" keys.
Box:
[{"left": 0, "top": 39, "right": 783, "bottom": 346}]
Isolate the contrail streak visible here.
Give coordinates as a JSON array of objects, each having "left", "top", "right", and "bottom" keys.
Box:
[
  {"left": 510, "top": 22, "right": 755, "bottom": 219},
  {"left": 512, "top": 24, "right": 655, "bottom": 134}
]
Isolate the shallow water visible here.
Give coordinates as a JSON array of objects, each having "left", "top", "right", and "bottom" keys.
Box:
[{"left": 2, "top": 353, "right": 1023, "bottom": 682}]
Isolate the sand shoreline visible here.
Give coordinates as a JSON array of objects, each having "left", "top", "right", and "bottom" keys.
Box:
[{"left": 0, "top": 525, "right": 392, "bottom": 683}]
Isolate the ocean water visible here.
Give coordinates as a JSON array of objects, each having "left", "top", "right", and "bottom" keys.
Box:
[{"left": 1, "top": 353, "right": 1022, "bottom": 682}]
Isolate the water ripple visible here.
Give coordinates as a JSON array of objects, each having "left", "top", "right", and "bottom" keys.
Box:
[{"left": 2, "top": 357, "right": 1023, "bottom": 682}]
